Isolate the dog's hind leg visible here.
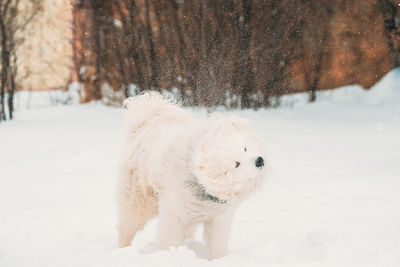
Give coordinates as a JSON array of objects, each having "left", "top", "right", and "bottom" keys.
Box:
[{"left": 117, "top": 168, "right": 158, "bottom": 247}]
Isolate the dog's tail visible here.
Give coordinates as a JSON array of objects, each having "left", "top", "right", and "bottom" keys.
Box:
[{"left": 122, "top": 91, "right": 189, "bottom": 142}]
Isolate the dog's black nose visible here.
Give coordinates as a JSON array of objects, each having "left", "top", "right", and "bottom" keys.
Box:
[{"left": 255, "top": 157, "right": 264, "bottom": 168}]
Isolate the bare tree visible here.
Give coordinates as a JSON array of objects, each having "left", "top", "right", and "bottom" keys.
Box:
[
  {"left": 0, "top": 0, "right": 42, "bottom": 121},
  {"left": 304, "top": 3, "right": 334, "bottom": 102},
  {"left": 71, "top": 0, "right": 396, "bottom": 108},
  {"left": 233, "top": 0, "right": 255, "bottom": 108},
  {"left": 72, "top": 0, "right": 101, "bottom": 103},
  {"left": 379, "top": 0, "right": 400, "bottom": 67}
]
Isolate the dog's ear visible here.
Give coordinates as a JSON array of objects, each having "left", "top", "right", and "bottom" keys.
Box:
[
  {"left": 207, "top": 115, "right": 251, "bottom": 138},
  {"left": 197, "top": 115, "right": 250, "bottom": 154}
]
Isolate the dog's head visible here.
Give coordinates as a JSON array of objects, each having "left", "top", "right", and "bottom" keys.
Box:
[{"left": 193, "top": 115, "right": 267, "bottom": 202}]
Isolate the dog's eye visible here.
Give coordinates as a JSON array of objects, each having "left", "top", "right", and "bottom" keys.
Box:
[
  {"left": 244, "top": 146, "right": 247, "bottom": 152},
  {"left": 235, "top": 161, "right": 240, "bottom": 168}
]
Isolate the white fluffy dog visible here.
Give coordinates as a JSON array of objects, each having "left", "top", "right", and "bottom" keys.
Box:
[{"left": 117, "top": 92, "right": 267, "bottom": 259}]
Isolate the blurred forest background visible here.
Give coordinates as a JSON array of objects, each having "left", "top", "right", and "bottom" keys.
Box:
[{"left": 1, "top": 0, "right": 400, "bottom": 121}]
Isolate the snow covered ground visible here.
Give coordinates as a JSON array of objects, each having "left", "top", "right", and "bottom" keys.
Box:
[{"left": 1, "top": 70, "right": 400, "bottom": 267}]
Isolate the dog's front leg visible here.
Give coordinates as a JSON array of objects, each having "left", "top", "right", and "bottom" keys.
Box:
[
  {"left": 204, "top": 209, "right": 235, "bottom": 259},
  {"left": 157, "top": 212, "right": 186, "bottom": 249}
]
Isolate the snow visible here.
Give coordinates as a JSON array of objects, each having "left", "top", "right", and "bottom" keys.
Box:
[{"left": 1, "top": 69, "right": 400, "bottom": 266}]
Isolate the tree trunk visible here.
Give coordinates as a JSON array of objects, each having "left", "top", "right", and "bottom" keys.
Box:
[
  {"left": 0, "top": 16, "right": 8, "bottom": 121},
  {"left": 379, "top": 0, "right": 400, "bottom": 67},
  {"left": 169, "top": 0, "right": 187, "bottom": 101},
  {"left": 72, "top": 0, "right": 102, "bottom": 103},
  {"left": 8, "top": 68, "right": 15, "bottom": 119},
  {"left": 144, "top": 0, "right": 159, "bottom": 90},
  {"left": 233, "top": 0, "right": 255, "bottom": 109}
]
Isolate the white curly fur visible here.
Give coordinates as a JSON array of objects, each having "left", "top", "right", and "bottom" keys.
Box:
[{"left": 117, "top": 91, "right": 267, "bottom": 259}]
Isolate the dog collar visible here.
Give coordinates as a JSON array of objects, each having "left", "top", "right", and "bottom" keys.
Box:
[
  {"left": 188, "top": 180, "right": 227, "bottom": 204},
  {"left": 204, "top": 193, "right": 227, "bottom": 204},
  {"left": 196, "top": 183, "right": 227, "bottom": 204}
]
